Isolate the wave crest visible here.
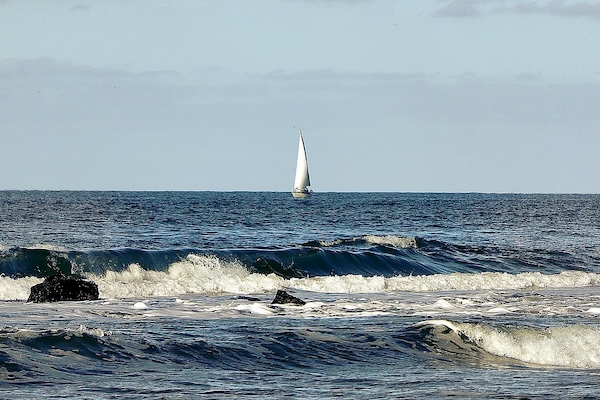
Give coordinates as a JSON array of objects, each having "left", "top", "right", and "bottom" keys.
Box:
[
  {"left": 385, "top": 270, "right": 600, "bottom": 292},
  {"left": 95, "top": 254, "right": 285, "bottom": 298},
  {"left": 363, "top": 235, "right": 418, "bottom": 248},
  {"left": 2, "top": 261, "right": 599, "bottom": 301},
  {"left": 95, "top": 265, "right": 600, "bottom": 298},
  {"left": 416, "top": 320, "right": 600, "bottom": 368},
  {"left": 311, "top": 235, "right": 418, "bottom": 249}
]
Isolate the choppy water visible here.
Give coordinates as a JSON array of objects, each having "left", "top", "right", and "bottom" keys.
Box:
[{"left": 1, "top": 191, "right": 599, "bottom": 399}]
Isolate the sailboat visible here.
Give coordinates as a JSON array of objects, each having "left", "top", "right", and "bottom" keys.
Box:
[{"left": 292, "top": 130, "right": 313, "bottom": 199}]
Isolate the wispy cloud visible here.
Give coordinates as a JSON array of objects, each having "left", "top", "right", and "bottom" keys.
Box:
[
  {"left": 263, "top": 69, "right": 427, "bottom": 82},
  {"left": 70, "top": 4, "right": 91, "bottom": 12},
  {"left": 436, "top": 0, "right": 600, "bottom": 19},
  {"left": 509, "top": 0, "right": 600, "bottom": 19},
  {"left": 0, "top": 57, "right": 181, "bottom": 82},
  {"left": 434, "top": 0, "right": 487, "bottom": 17},
  {"left": 0, "top": 57, "right": 121, "bottom": 79}
]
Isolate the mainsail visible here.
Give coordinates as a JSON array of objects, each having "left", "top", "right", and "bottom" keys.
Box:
[{"left": 292, "top": 130, "right": 312, "bottom": 198}]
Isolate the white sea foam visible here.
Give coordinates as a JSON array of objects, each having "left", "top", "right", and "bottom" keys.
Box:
[
  {"left": 0, "top": 325, "right": 111, "bottom": 341},
  {"left": 289, "top": 275, "right": 387, "bottom": 293},
  {"left": 0, "top": 276, "right": 42, "bottom": 301},
  {"left": 132, "top": 302, "right": 148, "bottom": 310},
  {"left": 432, "top": 299, "right": 455, "bottom": 309},
  {"left": 285, "top": 270, "right": 600, "bottom": 294},
  {"left": 317, "top": 239, "right": 344, "bottom": 247},
  {"left": 318, "top": 235, "right": 417, "bottom": 248},
  {"left": 94, "top": 254, "right": 285, "bottom": 299},
  {"left": 26, "top": 244, "right": 69, "bottom": 252},
  {"left": 3, "top": 255, "right": 600, "bottom": 301},
  {"left": 384, "top": 270, "right": 600, "bottom": 292},
  {"left": 487, "top": 307, "right": 513, "bottom": 314},
  {"left": 363, "top": 235, "right": 418, "bottom": 248},
  {"left": 235, "top": 303, "right": 274, "bottom": 315},
  {"left": 418, "top": 320, "right": 600, "bottom": 368},
  {"left": 73, "top": 324, "right": 111, "bottom": 338}
]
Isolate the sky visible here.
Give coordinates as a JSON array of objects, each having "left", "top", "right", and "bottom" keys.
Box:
[{"left": 1, "top": 0, "right": 600, "bottom": 193}]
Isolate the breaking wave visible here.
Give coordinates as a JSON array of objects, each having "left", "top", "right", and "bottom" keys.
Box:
[
  {"left": 1, "top": 253, "right": 599, "bottom": 300},
  {"left": 2, "top": 234, "right": 598, "bottom": 300},
  {"left": 413, "top": 320, "right": 600, "bottom": 368}
]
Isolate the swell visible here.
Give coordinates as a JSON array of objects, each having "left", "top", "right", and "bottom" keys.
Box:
[
  {"left": 0, "top": 240, "right": 428, "bottom": 279},
  {"left": 1, "top": 235, "right": 593, "bottom": 281},
  {"left": 0, "top": 323, "right": 415, "bottom": 381},
  {"left": 4, "top": 318, "right": 598, "bottom": 385},
  {"left": 0, "top": 326, "right": 126, "bottom": 383}
]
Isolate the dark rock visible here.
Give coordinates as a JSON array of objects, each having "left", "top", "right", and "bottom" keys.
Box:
[
  {"left": 27, "top": 275, "right": 99, "bottom": 303},
  {"left": 236, "top": 295, "right": 262, "bottom": 302},
  {"left": 271, "top": 290, "right": 305, "bottom": 306}
]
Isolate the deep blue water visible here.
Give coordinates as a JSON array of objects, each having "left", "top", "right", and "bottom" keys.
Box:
[
  {"left": 1, "top": 191, "right": 599, "bottom": 399},
  {"left": 2, "top": 191, "right": 599, "bottom": 278}
]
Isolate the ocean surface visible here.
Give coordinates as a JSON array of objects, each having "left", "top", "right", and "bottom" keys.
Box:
[{"left": 1, "top": 191, "right": 599, "bottom": 399}]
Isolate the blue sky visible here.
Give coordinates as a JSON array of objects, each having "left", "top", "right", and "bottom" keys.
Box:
[{"left": 1, "top": 0, "right": 599, "bottom": 192}]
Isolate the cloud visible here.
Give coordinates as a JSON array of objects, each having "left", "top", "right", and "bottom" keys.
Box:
[
  {"left": 70, "top": 4, "right": 90, "bottom": 12},
  {"left": 510, "top": 0, "right": 600, "bottom": 19},
  {"left": 2, "top": 58, "right": 600, "bottom": 192},
  {"left": 263, "top": 69, "right": 427, "bottom": 82},
  {"left": 0, "top": 57, "right": 126, "bottom": 79},
  {"left": 435, "top": 0, "right": 600, "bottom": 19},
  {"left": 434, "top": 0, "right": 486, "bottom": 17}
]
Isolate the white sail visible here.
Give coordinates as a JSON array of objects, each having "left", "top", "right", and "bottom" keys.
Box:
[{"left": 292, "top": 130, "right": 312, "bottom": 198}]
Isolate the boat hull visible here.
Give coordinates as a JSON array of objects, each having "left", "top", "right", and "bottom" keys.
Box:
[{"left": 292, "top": 191, "right": 312, "bottom": 199}]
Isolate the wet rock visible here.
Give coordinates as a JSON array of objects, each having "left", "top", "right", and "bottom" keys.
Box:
[
  {"left": 237, "top": 295, "right": 262, "bottom": 302},
  {"left": 27, "top": 275, "right": 99, "bottom": 303},
  {"left": 271, "top": 290, "right": 305, "bottom": 306}
]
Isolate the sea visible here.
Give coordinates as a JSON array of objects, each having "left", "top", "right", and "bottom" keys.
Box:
[{"left": 1, "top": 191, "right": 599, "bottom": 399}]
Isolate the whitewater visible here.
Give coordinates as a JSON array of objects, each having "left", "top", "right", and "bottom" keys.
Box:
[{"left": 1, "top": 191, "right": 599, "bottom": 399}]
